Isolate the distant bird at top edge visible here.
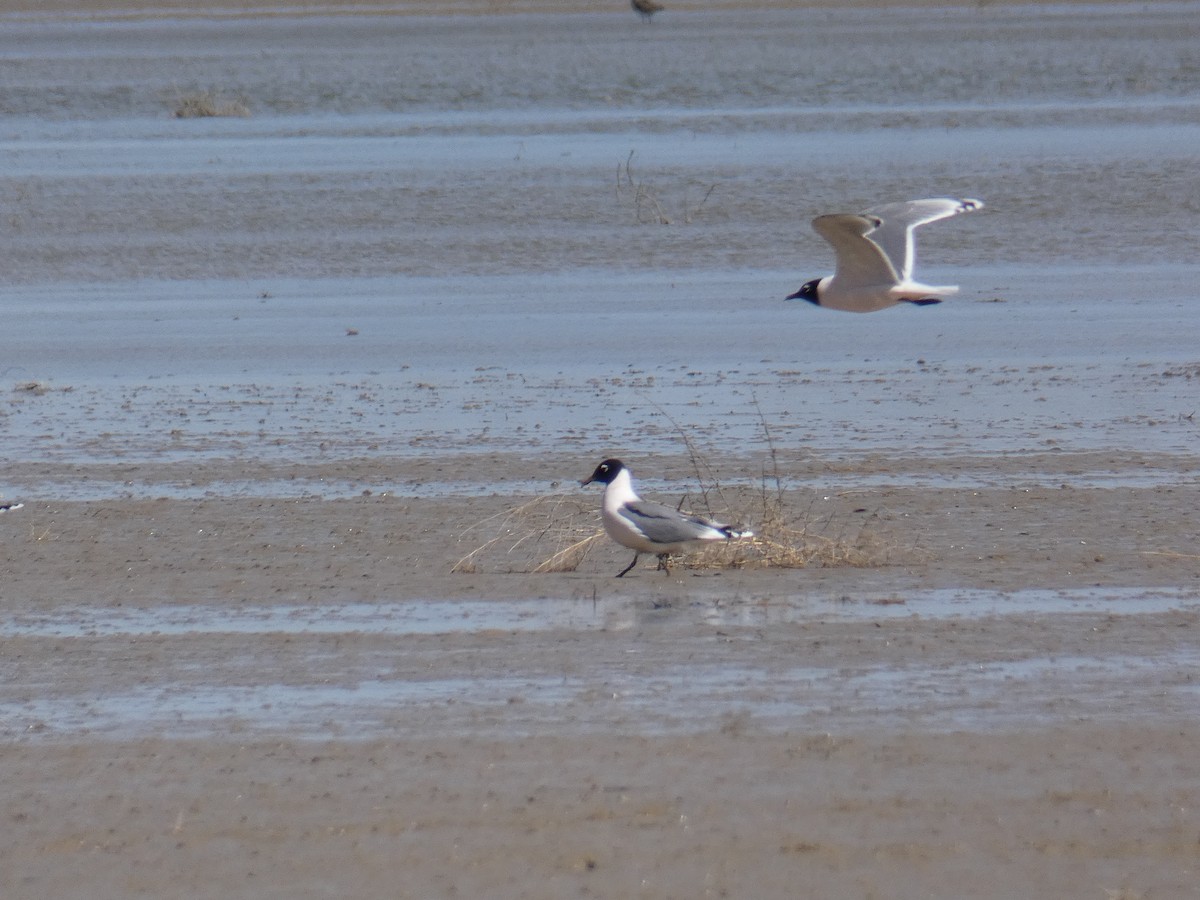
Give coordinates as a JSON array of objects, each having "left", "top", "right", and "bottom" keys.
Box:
[{"left": 631, "top": 0, "right": 664, "bottom": 22}]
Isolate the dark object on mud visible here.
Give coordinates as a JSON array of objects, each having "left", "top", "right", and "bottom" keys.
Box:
[{"left": 631, "top": 0, "right": 664, "bottom": 23}]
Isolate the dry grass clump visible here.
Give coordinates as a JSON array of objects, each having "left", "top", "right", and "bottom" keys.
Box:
[
  {"left": 450, "top": 471, "right": 900, "bottom": 576},
  {"left": 451, "top": 493, "right": 602, "bottom": 575},
  {"left": 680, "top": 496, "right": 897, "bottom": 572},
  {"left": 12, "top": 380, "right": 72, "bottom": 397},
  {"left": 641, "top": 405, "right": 900, "bottom": 573},
  {"left": 452, "top": 406, "right": 904, "bottom": 576},
  {"left": 174, "top": 91, "right": 251, "bottom": 119}
]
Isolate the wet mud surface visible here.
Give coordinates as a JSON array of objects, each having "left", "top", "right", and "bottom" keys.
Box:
[{"left": 2, "top": 2, "right": 1200, "bottom": 897}]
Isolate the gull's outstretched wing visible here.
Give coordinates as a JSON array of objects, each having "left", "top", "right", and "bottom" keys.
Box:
[
  {"left": 812, "top": 213, "right": 898, "bottom": 289},
  {"left": 863, "top": 198, "right": 983, "bottom": 283}
]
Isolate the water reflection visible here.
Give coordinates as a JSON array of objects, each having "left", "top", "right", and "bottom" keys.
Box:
[{"left": 4, "top": 586, "right": 1196, "bottom": 639}]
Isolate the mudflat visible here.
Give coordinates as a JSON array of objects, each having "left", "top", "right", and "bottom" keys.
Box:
[
  {"left": 4, "top": 448, "right": 1199, "bottom": 898},
  {"left": 2, "top": 1, "right": 1199, "bottom": 897}
]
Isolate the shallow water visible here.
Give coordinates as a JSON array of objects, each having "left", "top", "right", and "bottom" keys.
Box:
[
  {"left": 4, "top": 586, "right": 1198, "bottom": 740},
  {"left": 3, "top": 5, "right": 1200, "bottom": 480},
  {"left": 1, "top": 6, "right": 1198, "bottom": 746},
  {"left": 11, "top": 649, "right": 1200, "bottom": 740},
  {"left": 4, "top": 586, "right": 1198, "bottom": 638},
  {"left": 5, "top": 267, "right": 1200, "bottom": 477}
]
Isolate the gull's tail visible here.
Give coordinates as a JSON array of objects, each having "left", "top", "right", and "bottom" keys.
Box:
[
  {"left": 911, "top": 283, "right": 959, "bottom": 299},
  {"left": 720, "top": 526, "right": 754, "bottom": 541}
]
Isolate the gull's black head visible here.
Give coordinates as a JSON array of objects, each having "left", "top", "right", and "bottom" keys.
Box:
[
  {"left": 786, "top": 279, "right": 821, "bottom": 305},
  {"left": 582, "top": 458, "right": 625, "bottom": 487}
]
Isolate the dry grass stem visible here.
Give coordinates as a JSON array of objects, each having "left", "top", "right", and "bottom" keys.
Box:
[
  {"left": 28, "top": 523, "right": 55, "bottom": 543},
  {"left": 451, "top": 492, "right": 597, "bottom": 574},
  {"left": 1140, "top": 549, "right": 1200, "bottom": 560},
  {"left": 616, "top": 152, "right": 715, "bottom": 226},
  {"left": 532, "top": 533, "right": 604, "bottom": 574}
]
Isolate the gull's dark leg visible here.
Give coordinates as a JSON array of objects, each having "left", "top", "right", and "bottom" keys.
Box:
[
  {"left": 616, "top": 552, "right": 640, "bottom": 578},
  {"left": 656, "top": 553, "right": 672, "bottom": 574}
]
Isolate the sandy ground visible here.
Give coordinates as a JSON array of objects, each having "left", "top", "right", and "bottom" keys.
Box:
[
  {"left": 4, "top": 726, "right": 1198, "bottom": 899},
  {"left": 3, "top": 1, "right": 1199, "bottom": 897},
  {"left": 3, "top": 449, "right": 1199, "bottom": 899},
  {"left": 6, "top": 0, "right": 1150, "bottom": 20}
]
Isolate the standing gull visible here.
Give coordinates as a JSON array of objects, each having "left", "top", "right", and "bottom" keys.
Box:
[
  {"left": 582, "top": 458, "right": 753, "bottom": 577},
  {"left": 787, "top": 197, "right": 983, "bottom": 313},
  {"left": 0, "top": 501, "right": 23, "bottom": 513}
]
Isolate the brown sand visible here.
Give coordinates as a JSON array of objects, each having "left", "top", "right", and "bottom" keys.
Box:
[
  {"left": 7, "top": 0, "right": 1164, "bottom": 18},
  {"left": 3, "top": 449, "right": 1199, "bottom": 898},
  {"left": 2, "top": 1, "right": 1198, "bottom": 896}
]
